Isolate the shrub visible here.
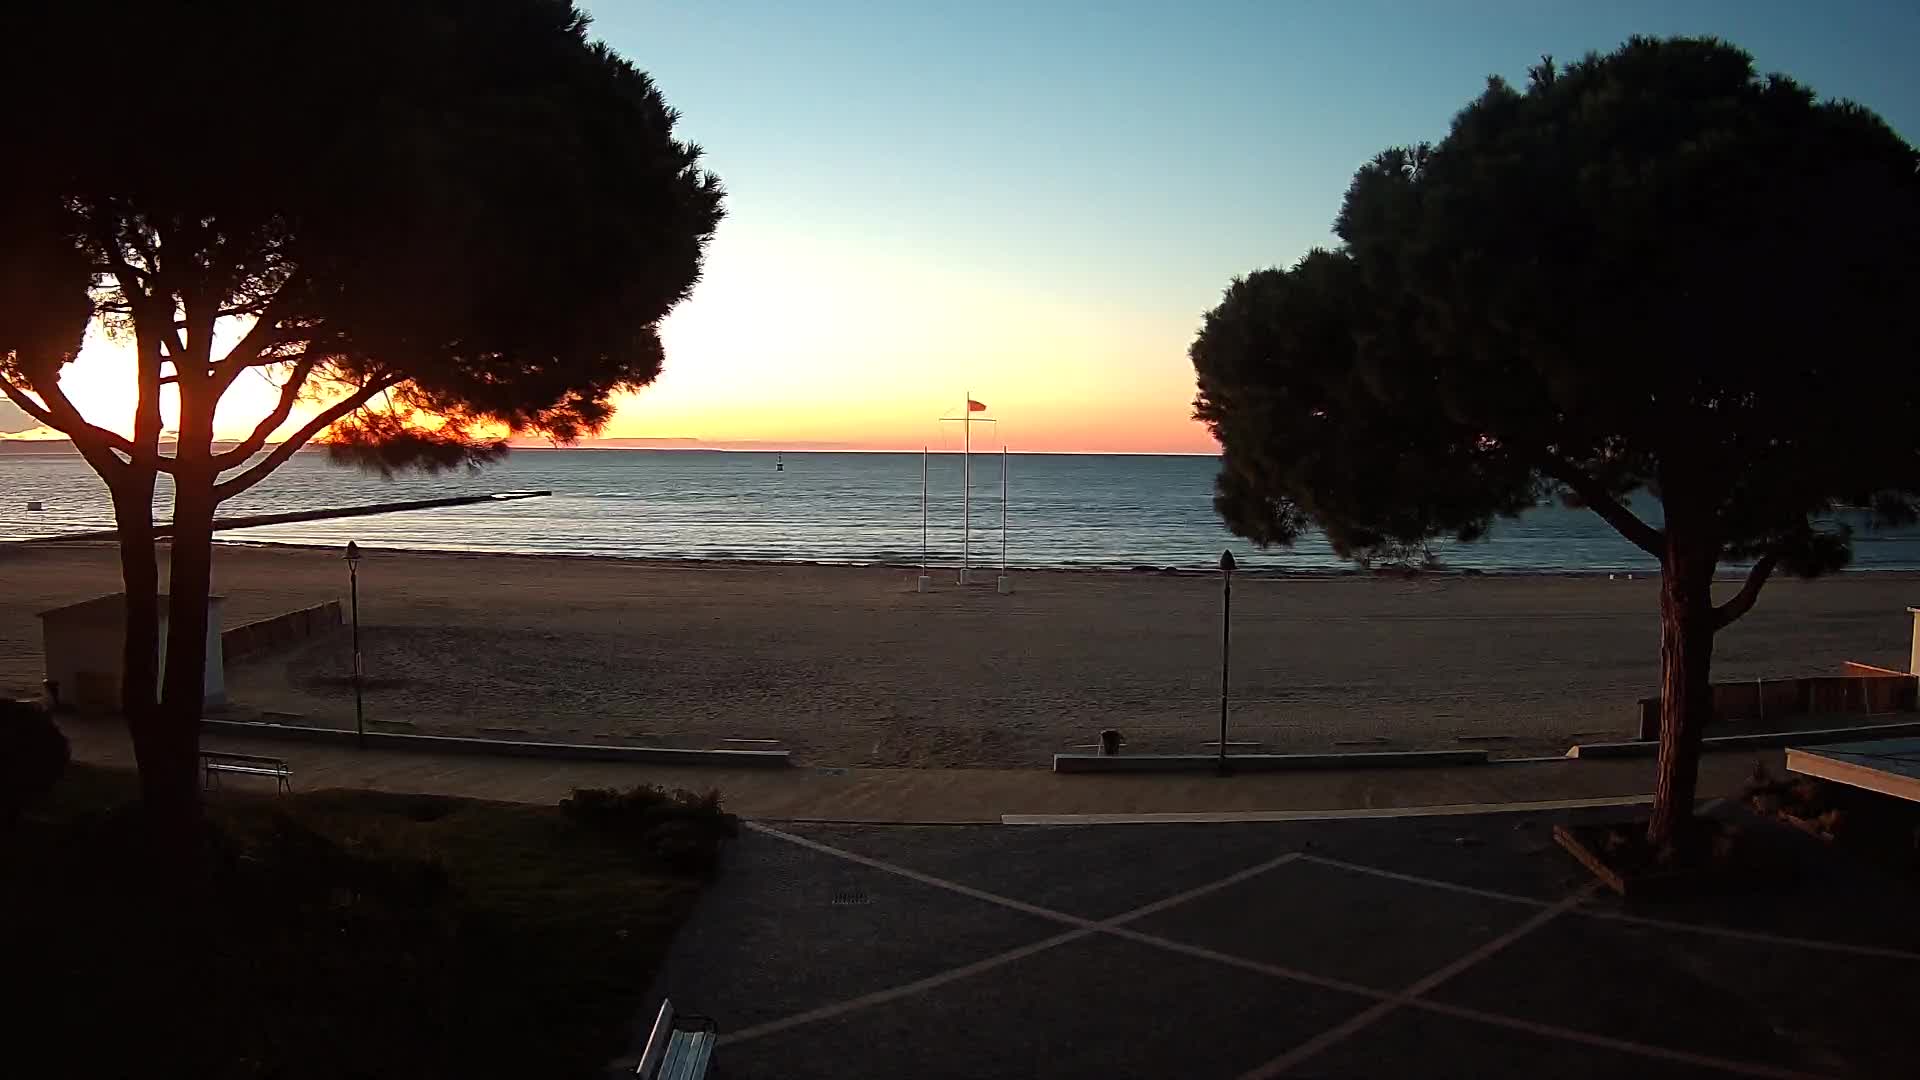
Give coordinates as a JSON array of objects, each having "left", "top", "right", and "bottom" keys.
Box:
[
  {"left": 559, "top": 785, "right": 737, "bottom": 873},
  {"left": 231, "top": 812, "right": 454, "bottom": 921},
  {"left": 0, "top": 700, "right": 69, "bottom": 825}
]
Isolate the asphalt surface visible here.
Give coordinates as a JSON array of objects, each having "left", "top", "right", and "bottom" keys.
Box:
[{"left": 632, "top": 806, "right": 1920, "bottom": 1078}]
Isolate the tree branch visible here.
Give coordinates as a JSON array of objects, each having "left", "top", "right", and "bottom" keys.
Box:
[
  {"left": 0, "top": 372, "right": 143, "bottom": 464},
  {"left": 160, "top": 323, "right": 191, "bottom": 366},
  {"left": 92, "top": 225, "right": 154, "bottom": 302},
  {"left": 1539, "top": 455, "right": 1665, "bottom": 557},
  {"left": 172, "top": 304, "right": 271, "bottom": 326},
  {"left": 1, "top": 375, "right": 59, "bottom": 429},
  {"left": 211, "top": 271, "right": 306, "bottom": 394},
  {"left": 1712, "top": 553, "right": 1777, "bottom": 631},
  {"left": 213, "top": 375, "right": 402, "bottom": 501},
  {"left": 123, "top": 225, "right": 160, "bottom": 279},
  {"left": 93, "top": 227, "right": 194, "bottom": 379},
  {"left": 96, "top": 243, "right": 149, "bottom": 295},
  {"left": 211, "top": 354, "right": 320, "bottom": 469}
]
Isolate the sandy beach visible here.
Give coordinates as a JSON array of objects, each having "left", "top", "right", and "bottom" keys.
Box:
[{"left": 2, "top": 542, "right": 1913, "bottom": 767}]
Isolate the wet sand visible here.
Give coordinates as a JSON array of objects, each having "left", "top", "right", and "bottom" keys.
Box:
[{"left": 2, "top": 542, "right": 1913, "bottom": 766}]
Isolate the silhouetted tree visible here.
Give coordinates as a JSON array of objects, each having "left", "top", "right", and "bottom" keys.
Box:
[
  {"left": 0, "top": 1, "right": 723, "bottom": 842},
  {"left": 1193, "top": 37, "right": 1920, "bottom": 847}
]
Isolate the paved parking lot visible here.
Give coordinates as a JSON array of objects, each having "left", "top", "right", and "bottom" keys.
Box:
[{"left": 637, "top": 806, "right": 1919, "bottom": 1078}]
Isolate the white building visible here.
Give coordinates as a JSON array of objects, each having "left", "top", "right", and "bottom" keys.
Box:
[{"left": 37, "top": 593, "right": 225, "bottom": 712}]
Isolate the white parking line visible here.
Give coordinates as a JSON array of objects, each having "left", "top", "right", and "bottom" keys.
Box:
[
  {"left": 719, "top": 926, "right": 1098, "bottom": 1045},
  {"left": 747, "top": 822, "right": 1089, "bottom": 926},
  {"left": 1102, "top": 915, "right": 1820, "bottom": 1080},
  {"left": 1407, "top": 997, "right": 1825, "bottom": 1080},
  {"left": 725, "top": 824, "right": 1302, "bottom": 1047},
  {"left": 1239, "top": 891, "right": 1592, "bottom": 1078},
  {"left": 1581, "top": 907, "right": 1920, "bottom": 963},
  {"left": 734, "top": 824, "right": 1869, "bottom": 1077},
  {"left": 1298, "top": 854, "right": 1546, "bottom": 906},
  {"left": 1110, "top": 923, "right": 1824, "bottom": 1080},
  {"left": 1306, "top": 854, "right": 1920, "bottom": 963}
]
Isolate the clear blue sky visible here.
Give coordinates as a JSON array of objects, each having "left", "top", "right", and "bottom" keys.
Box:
[
  {"left": 17, "top": 3, "right": 1911, "bottom": 448},
  {"left": 571, "top": 3, "right": 1920, "bottom": 450}
]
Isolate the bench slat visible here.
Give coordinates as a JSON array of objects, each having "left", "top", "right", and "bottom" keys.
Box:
[
  {"left": 202, "top": 752, "right": 289, "bottom": 767},
  {"left": 658, "top": 1031, "right": 713, "bottom": 1080},
  {"left": 658, "top": 1039, "right": 684, "bottom": 1077},
  {"left": 678, "top": 1032, "right": 714, "bottom": 1078}
]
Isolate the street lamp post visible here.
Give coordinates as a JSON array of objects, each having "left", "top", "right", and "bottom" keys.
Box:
[
  {"left": 1218, "top": 549, "right": 1235, "bottom": 776},
  {"left": 345, "top": 541, "right": 364, "bottom": 748}
]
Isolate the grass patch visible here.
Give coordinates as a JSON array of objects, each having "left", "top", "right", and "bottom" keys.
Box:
[{"left": 3, "top": 765, "right": 731, "bottom": 1079}]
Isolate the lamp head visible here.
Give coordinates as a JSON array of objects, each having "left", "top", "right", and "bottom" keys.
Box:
[
  {"left": 345, "top": 540, "right": 361, "bottom": 565},
  {"left": 1219, "top": 550, "right": 1236, "bottom": 574}
]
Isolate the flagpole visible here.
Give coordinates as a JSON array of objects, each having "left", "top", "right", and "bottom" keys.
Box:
[
  {"left": 961, "top": 390, "right": 971, "bottom": 585},
  {"left": 997, "top": 445, "right": 1011, "bottom": 594},
  {"left": 918, "top": 447, "right": 931, "bottom": 592}
]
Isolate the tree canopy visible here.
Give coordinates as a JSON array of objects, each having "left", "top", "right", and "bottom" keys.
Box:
[
  {"left": 1192, "top": 36, "right": 1920, "bottom": 844},
  {"left": 1, "top": 0, "right": 723, "bottom": 482},
  {"left": 1199, "top": 37, "right": 1920, "bottom": 580},
  {"left": 0, "top": 0, "right": 724, "bottom": 827}
]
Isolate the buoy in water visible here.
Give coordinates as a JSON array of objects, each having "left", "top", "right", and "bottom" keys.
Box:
[
  {"left": 776, "top": 452, "right": 784, "bottom": 472},
  {"left": 26, "top": 501, "right": 44, "bottom": 511}
]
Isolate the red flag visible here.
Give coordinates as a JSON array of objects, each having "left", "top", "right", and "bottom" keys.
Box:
[{"left": 967, "top": 399, "right": 987, "bottom": 412}]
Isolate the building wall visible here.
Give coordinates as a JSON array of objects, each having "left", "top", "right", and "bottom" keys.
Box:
[
  {"left": 40, "top": 595, "right": 225, "bottom": 712},
  {"left": 42, "top": 614, "right": 123, "bottom": 712}
]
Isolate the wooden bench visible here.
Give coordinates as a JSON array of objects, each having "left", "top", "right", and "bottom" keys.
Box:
[
  {"left": 635, "top": 999, "right": 716, "bottom": 1079},
  {"left": 200, "top": 751, "right": 292, "bottom": 794}
]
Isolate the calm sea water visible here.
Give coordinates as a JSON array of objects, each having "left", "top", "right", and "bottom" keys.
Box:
[{"left": 4, "top": 448, "right": 1918, "bottom": 572}]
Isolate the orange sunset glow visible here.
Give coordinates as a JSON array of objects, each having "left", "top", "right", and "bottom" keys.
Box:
[{"left": 19, "top": 221, "right": 1221, "bottom": 455}]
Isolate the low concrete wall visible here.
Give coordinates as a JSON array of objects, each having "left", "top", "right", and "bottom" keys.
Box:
[
  {"left": 1570, "top": 718, "right": 1920, "bottom": 759},
  {"left": 1053, "top": 749, "right": 1488, "bottom": 774},
  {"left": 199, "top": 718, "right": 792, "bottom": 768},
  {"left": 1635, "top": 669, "right": 1917, "bottom": 740},
  {"left": 222, "top": 601, "right": 343, "bottom": 663}
]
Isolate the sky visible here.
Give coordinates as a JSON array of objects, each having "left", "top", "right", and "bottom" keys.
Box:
[{"left": 15, "top": 0, "right": 1919, "bottom": 453}]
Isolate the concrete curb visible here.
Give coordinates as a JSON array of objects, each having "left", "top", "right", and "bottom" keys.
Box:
[
  {"left": 198, "top": 718, "right": 791, "bottom": 768},
  {"left": 1052, "top": 749, "right": 1488, "bottom": 774},
  {"left": 1565, "top": 719, "right": 1920, "bottom": 759},
  {"left": 1002, "top": 793, "right": 1657, "bottom": 825}
]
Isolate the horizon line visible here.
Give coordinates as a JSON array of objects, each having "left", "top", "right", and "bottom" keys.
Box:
[{"left": 0, "top": 435, "right": 1220, "bottom": 458}]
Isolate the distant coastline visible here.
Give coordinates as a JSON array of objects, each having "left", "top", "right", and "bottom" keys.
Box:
[
  {"left": 0, "top": 439, "right": 80, "bottom": 455},
  {"left": 0, "top": 436, "right": 1220, "bottom": 457}
]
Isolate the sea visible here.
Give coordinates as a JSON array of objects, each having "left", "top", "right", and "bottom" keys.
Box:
[{"left": 4, "top": 447, "right": 1920, "bottom": 573}]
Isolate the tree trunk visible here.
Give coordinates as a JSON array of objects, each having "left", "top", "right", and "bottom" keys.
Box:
[
  {"left": 120, "top": 281, "right": 180, "bottom": 823},
  {"left": 159, "top": 469, "right": 216, "bottom": 782},
  {"left": 155, "top": 357, "right": 220, "bottom": 846},
  {"left": 112, "top": 485, "right": 187, "bottom": 814},
  {"left": 1647, "top": 536, "right": 1718, "bottom": 849}
]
